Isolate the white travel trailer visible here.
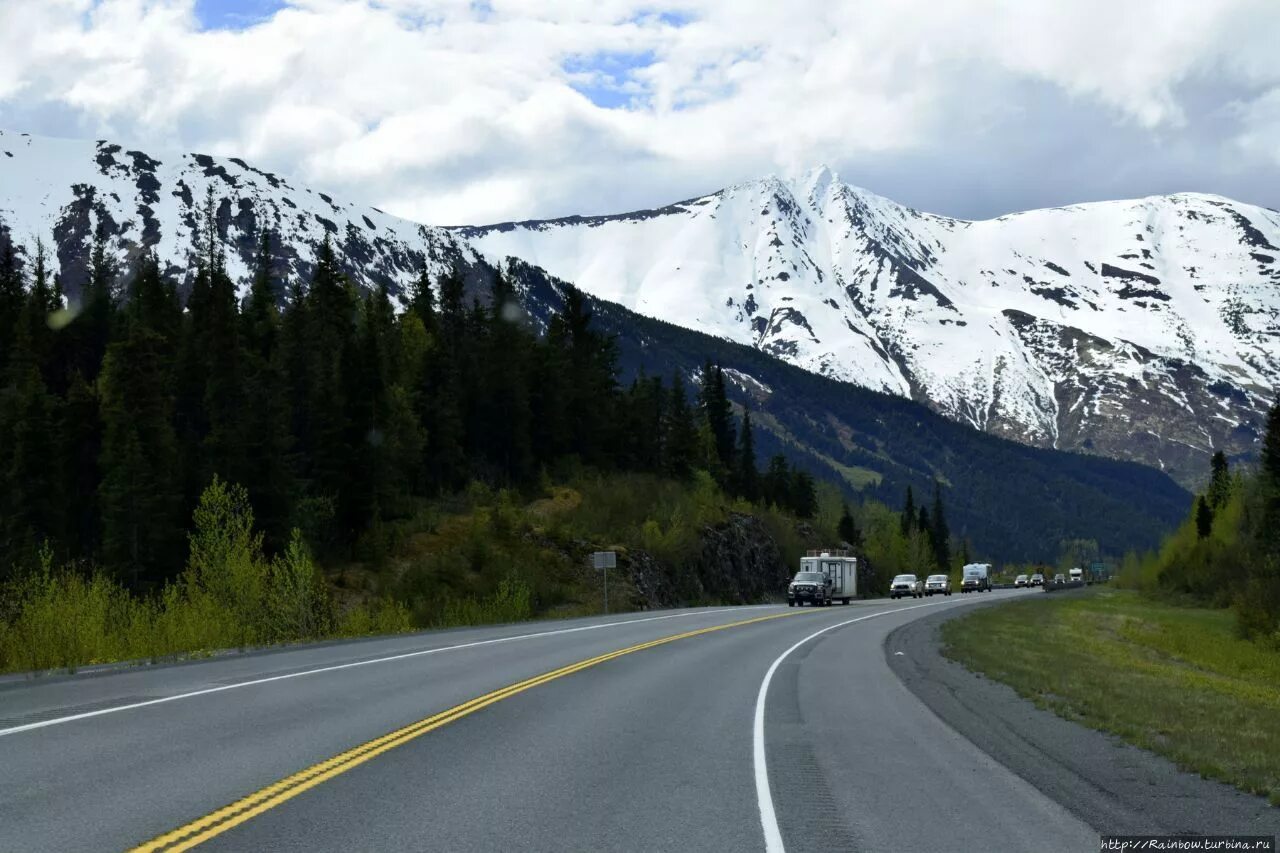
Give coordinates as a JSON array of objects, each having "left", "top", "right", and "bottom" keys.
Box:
[
  {"left": 793, "top": 549, "right": 858, "bottom": 605},
  {"left": 960, "top": 562, "right": 992, "bottom": 593}
]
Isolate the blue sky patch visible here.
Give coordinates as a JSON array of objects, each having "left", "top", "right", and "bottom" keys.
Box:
[
  {"left": 194, "top": 0, "right": 286, "bottom": 31},
  {"left": 656, "top": 10, "right": 693, "bottom": 27},
  {"left": 564, "top": 50, "right": 656, "bottom": 109}
]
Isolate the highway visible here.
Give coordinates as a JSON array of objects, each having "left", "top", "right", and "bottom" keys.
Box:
[{"left": 0, "top": 591, "right": 1096, "bottom": 852}]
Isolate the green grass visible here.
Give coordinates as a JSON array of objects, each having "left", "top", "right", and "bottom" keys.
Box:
[{"left": 942, "top": 588, "right": 1280, "bottom": 806}]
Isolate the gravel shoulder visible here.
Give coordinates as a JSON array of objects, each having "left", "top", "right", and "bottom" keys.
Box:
[{"left": 885, "top": 599, "right": 1280, "bottom": 838}]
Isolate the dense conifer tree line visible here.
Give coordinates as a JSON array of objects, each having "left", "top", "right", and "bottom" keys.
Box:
[{"left": 0, "top": 227, "right": 823, "bottom": 590}]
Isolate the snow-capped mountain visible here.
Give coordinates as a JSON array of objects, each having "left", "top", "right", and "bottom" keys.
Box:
[
  {"left": 0, "top": 129, "right": 1272, "bottom": 490},
  {"left": 0, "top": 129, "right": 477, "bottom": 302},
  {"left": 454, "top": 168, "right": 1280, "bottom": 488}
]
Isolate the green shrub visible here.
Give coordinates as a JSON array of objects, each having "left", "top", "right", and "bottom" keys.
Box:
[
  {"left": 263, "top": 531, "right": 333, "bottom": 643},
  {"left": 337, "top": 597, "right": 413, "bottom": 637}
]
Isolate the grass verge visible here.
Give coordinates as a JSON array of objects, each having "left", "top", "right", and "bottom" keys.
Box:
[{"left": 941, "top": 588, "right": 1280, "bottom": 806}]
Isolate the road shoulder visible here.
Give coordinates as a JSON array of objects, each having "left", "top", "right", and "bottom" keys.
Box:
[{"left": 885, "top": 601, "right": 1280, "bottom": 837}]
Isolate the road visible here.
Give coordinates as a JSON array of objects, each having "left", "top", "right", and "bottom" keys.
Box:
[{"left": 0, "top": 592, "right": 1096, "bottom": 852}]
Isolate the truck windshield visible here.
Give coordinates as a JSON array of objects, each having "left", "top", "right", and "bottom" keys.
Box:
[
  {"left": 793, "top": 573, "right": 824, "bottom": 582},
  {"left": 892, "top": 575, "right": 915, "bottom": 583}
]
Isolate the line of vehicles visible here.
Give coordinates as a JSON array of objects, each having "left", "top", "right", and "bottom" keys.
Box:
[
  {"left": 786, "top": 553, "right": 1108, "bottom": 604},
  {"left": 1012, "top": 566, "right": 1098, "bottom": 587},
  {"left": 787, "top": 553, "right": 998, "bottom": 605}
]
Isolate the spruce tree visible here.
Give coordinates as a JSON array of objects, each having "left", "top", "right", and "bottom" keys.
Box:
[
  {"left": 736, "top": 407, "right": 759, "bottom": 501},
  {"left": 422, "top": 264, "right": 468, "bottom": 490},
  {"left": 838, "top": 502, "right": 862, "bottom": 548},
  {"left": 1262, "top": 397, "right": 1280, "bottom": 551},
  {"left": 59, "top": 371, "right": 103, "bottom": 560},
  {"left": 243, "top": 229, "right": 280, "bottom": 360},
  {"left": 901, "top": 486, "right": 916, "bottom": 536},
  {"left": 790, "top": 469, "right": 818, "bottom": 519},
  {"left": 1195, "top": 495, "right": 1214, "bottom": 539},
  {"left": 202, "top": 248, "right": 247, "bottom": 489},
  {"left": 0, "top": 239, "right": 22, "bottom": 379},
  {"left": 478, "top": 270, "right": 532, "bottom": 481},
  {"left": 241, "top": 230, "right": 295, "bottom": 550},
  {"left": 69, "top": 226, "right": 116, "bottom": 383},
  {"left": 13, "top": 240, "right": 55, "bottom": 384},
  {"left": 99, "top": 316, "right": 182, "bottom": 588},
  {"left": 1208, "top": 450, "right": 1231, "bottom": 510},
  {"left": 406, "top": 267, "right": 437, "bottom": 335},
  {"left": 662, "top": 372, "right": 698, "bottom": 480},
  {"left": 1264, "top": 398, "right": 1280, "bottom": 489},
  {"left": 548, "top": 286, "right": 618, "bottom": 466},
  {"left": 1, "top": 363, "right": 61, "bottom": 564},
  {"left": 763, "top": 454, "right": 791, "bottom": 509},
  {"left": 931, "top": 480, "right": 951, "bottom": 571},
  {"left": 698, "top": 362, "right": 736, "bottom": 481},
  {"left": 304, "top": 238, "right": 360, "bottom": 526},
  {"left": 621, "top": 371, "right": 663, "bottom": 472}
]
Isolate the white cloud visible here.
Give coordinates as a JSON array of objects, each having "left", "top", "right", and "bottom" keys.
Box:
[{"left": 1, "top": 0, "right": 1279, "bottom": 223}]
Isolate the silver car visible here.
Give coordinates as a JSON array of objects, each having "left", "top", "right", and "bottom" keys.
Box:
[
  {"left": 890, "top": 574, "right": 923, "bottom": 599},
  {"left": 924, "top": 574, "right": 951, "bottom": 596}
]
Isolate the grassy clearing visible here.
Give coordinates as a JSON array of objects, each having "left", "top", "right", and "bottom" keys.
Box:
[{"left": 942, "top": 588, "right": 1280, "bottom": 806}]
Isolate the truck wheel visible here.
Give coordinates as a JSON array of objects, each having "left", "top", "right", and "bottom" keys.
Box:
[
  {"left": 788, "top": 601, "right": 794, "bottom": 607},
  {"left": 842, "top": 598, "right": 850, "bottom": 605}
]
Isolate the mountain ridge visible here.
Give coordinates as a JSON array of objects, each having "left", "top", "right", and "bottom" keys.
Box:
[
  {"left": 0, "top": 129, "right": 1235, "bottom": 511},
  {"left": 455, "top": 168, "right": 1280, "bottom": 488}
]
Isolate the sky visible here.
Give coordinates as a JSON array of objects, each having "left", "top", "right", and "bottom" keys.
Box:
[{"left": 1, "top": 0, "right": 1279, "bottom": 225}]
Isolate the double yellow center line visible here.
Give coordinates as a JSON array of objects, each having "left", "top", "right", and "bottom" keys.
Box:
[{"left": 130, "top": 609, "right": 803, "bottom": 852}]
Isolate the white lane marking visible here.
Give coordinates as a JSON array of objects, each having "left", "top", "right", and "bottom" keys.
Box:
[
  {"left": 752, "top": 595, "right": 993, "bottom": 852},
  {"left": 0, "top": 606, "right": 772, "bottom": 738}
]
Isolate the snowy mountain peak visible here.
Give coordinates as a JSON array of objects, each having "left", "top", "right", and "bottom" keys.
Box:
[
  {"left": 0, "top": 129, "right": 476, "bottom": 303},
  {"left": 798, "top": 164, "right": 837, "bottom": 200},
  {"left": 2, "top": 129, "right": 1276, "bottom": 489},
  {"left": 458, "top": 171, "right": 1280, "bottom": 488}
]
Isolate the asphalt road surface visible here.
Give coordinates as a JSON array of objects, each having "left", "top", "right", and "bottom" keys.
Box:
[{"left": 0, "top": 591, "right": 1098, "bottom": 852}]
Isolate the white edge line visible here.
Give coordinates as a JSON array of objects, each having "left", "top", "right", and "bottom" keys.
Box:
[
  {"left": 0, "top": 606, "right": 770, "bottom": 738},
  {"left": 753, "top": 596, "right": 989, "bottom": 853}
]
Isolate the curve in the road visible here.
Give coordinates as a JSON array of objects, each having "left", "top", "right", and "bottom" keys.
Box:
[
  {"left": 130, "top": 609, "right": 804, "bottom": 852},
  {"left": 753, "top": 597, "right": 980, "bottom": 853}
]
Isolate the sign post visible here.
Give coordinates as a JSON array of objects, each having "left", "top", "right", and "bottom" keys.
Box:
[{"left": 591, "top": 551, "right": 617, "bottom": 614}]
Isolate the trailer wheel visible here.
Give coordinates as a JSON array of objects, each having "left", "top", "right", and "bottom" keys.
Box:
[{"left": 842, "top": 598, "right": 850, "bottom": 605}]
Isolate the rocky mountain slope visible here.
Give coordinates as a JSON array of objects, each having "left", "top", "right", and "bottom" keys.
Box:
[
  {"left": 0, "top": 130, "right": 1194, "bottom": 558},
  {"left": 0, "top": 129, "right": 478, "bottom": 301},
  {"left": 507, "top": 260, "right": 1189, "bottom": 561},
  {"left": 456, "top": 169, "right": 1280, "bottom": 488}
]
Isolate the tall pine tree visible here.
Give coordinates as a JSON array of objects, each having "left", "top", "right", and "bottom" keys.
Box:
[
  {"left": 930, "top": 480, "right": 951, "bottom": 572},
  {"left": 662, "top": 373, "right": 698, "bottom": 481},
  {"left": 736, "top": 407, "right": 759, "bottom": 501}
]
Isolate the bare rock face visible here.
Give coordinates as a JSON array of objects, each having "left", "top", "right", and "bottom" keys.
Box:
[{"left": 681, "top": 513, "right": 793, "bottom": 605}]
